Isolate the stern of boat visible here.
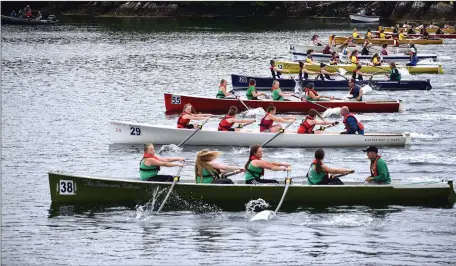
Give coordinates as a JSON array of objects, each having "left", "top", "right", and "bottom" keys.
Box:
[
  {"left": 448, "top": 181, "right": 456, "bottom": 202},
  {"left": 438, "top": 65, "right": 444, "bottom": 74},
  {"left": 426, "top": 79, "right": 432, "bottom": 90},
  {"left": 398, "top": 100, "right": 405, "bottom": 113}
]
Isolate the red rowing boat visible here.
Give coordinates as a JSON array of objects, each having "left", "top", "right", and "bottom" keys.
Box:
[{"left": 164, "top": 93, "right": 402, "bottom": 114}]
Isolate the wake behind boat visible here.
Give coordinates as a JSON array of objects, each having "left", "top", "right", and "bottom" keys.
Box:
[
  {"left": 163, "top": 93, "right": 402, "bottom": 114},
  {"left": 48, "top": 172, "right": 456, "bottom": 208},
  {"left": 231, "top": 74, "right": 432, "bottom": 91},
  {"left": 109, "top": 120, "right": 412, "bottom": 147}
]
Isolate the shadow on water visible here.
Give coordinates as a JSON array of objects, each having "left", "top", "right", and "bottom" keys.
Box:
[{"left": 59, "top": 15, "right": 394, "bottom": 33}]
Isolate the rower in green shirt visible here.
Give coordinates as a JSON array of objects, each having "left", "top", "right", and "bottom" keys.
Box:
[
  {"left": 271, "top": 80, "right": 293, "bottom": 101},
  {"left": 246, "top": 79, "right": 266, "bottom": 100},
  {"left": 363, "top": 146, "right": 391, "bottom": 184},
  {"left": 195, "top": 150, "right": 244, "bottom": 184},
  {"left": 216, "top": 79, "right": 234, "bottom": 99}
]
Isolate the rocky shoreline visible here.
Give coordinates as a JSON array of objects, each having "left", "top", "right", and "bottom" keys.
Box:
[{"left": 3, "top": 1, "right": 455, "bottom": 21}]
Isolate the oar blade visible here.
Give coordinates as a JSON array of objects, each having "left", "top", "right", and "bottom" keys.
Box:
[
  {"left": 322, "top": 107, "right": 341, "bottom": 118},
  {"left": 242, "top": 107, "right": 265, "bottom": 117},
  {"left": 361, "top": 84, "right": 373, "bottom": 94},
  {"left": 250, "top": 210, "right": 275, "bottom": 222},
  {"left": 158, "top": 144, "right": 183, "bottom": 154},
  {"left": 338, "top": 68, "right": 347, "bottom": 76}
]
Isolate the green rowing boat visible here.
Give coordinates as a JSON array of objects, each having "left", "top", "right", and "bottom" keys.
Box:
[{"left": 49, "top": 172, "right": 456, "bottom": 210}]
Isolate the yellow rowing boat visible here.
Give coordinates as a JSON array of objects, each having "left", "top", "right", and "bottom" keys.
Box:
[
  {"left": 379, "top": 26, "right": 455, "bottom": 34},
  {"left": 274, "top": 61, "right": 444, "bottom": 74},
  {"left": 334, "top": 36, "right": 443, "bottom": 45}
]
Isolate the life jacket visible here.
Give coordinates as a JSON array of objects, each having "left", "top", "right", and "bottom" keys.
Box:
[
  {"left": 371, "top": 57, "right": 381, "bottom": 66},
  {"left": 351, "top": 55, "right": 359, "bottom": 64},
  {"left": 218, "top": 115, "right": 235, "bottom": 131},
  {"left": 393, "top": 39, "right": 399, "bottom": 47},
  {"left": 306, "top": 159, "right": 328, "bottom": 184},
  {"left": 381, "top": 48, "right": 388, "bottom": 56},
  {"left": 270, "top": 66, "right": 281, "bottom": 79},
  {"left": 247, "top": 155, "right": 265, "bottom": 177},
  {"left": 216, "top": 85, "right": 226, "bottom": 98},
  {"left": 140, "top": 153, "right": 161, "bottom": 171},
  {"left": 305, "top": 87, "right": 319, "bottom": 98},
  {"left": 352, "top": 69, "right": 363, "bottom": 80},
  {"left": 343, "top": 113, "right": 364, "bottom": 131},
  {"left": 177, "top": 112, "right": 191, "bottom": 128},
  {"left": 330, "top": 56, "right": 338, "bottom": 65},
  {"left": 390, "top": 68, "right": 401, "bottom": 81},
  {"left": 259, "top": 113, "right": 273, "bottom": 132},
  {"left": 305, "top": 56, "right": 313, "bottom": 63},
  {"left": 299, "top": 68, "right": 309, "bottom": 81},
  {"left": 370, "top": 155, "right": 381, "bottom": 176},
  {"left": 322, "top": 46, "right": 331, "bottom": 54},
  {"left": 297, "top": 115, "right": 315, "bottom": 134}
]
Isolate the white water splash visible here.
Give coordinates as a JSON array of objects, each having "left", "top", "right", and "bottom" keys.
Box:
[
  {"left": 439, "top": 55, "right": 451, "bottom": 61},
  {"left": 158, "top": 144, "right": 183, "bottom": 154},
  {"left": 242, "top": 107, "right": 265, "bottom": 117},
  {"left": 250, "top": 210, "right": 275, "bottom": 222},
  {"left": 231, "top": 147, "right": 249, "bottom": 154},
  {"left": 245, "top": 199, "right": 269, "bottom": 214},
  {"left": 410, "top": 132, "right": 440, "bottom": 139},
  {"left": 322, "top": 108, "right": 342, "bottom": 118},
  {"left": 131, "top": 187, "right": 164, "bottom": 221}
]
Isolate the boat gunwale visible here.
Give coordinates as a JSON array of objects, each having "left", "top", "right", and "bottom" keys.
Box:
[{"left": 49, "top": 172, "right": 453, "bottom": 190}]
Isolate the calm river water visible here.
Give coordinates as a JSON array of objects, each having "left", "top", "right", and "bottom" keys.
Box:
[{"left": 2, "top": 16, "right": 455, "bottom": 265}]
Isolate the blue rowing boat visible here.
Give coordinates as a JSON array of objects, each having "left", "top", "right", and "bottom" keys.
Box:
[
  {"left": 291, "top": 51, "right": 438, "bottom": 62},
  {"left": 231, "top": 74, "right": 432, "bottom": 91}
]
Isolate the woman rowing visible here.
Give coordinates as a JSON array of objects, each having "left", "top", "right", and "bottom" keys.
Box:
[
  {"left": 140, "top": 143, "right": 185, "bottom": 182},
  {"left": 352, "top": 64, "right": 373, "bottom": 81},
  {"left": 386, "top": 62, "right": 401, "bottom": 81},
  {"left": 216, "top": 79, "right": 234, "bottom": 99},
  {"left": 271, "top": 80, "right": 293, "bottom": 101},
  {"left": 307, "top": 149, "right": 354, "bottom": 185},
  {"left": 371, "top": 53, "right": 382, "bottom": 66},
  {"left": 319, "top": 63, "right": 338, "bottom": 80},
  {"left": 270, "top": 59, "right": 289, "bottom": 79},
  {"left": 259, "top": 104, "right": 295, "bottom": 133},
  {"left": 297, "top": 109, "right": 339, "bottom": 134},
  {"left": 244, "top": 145, "right": 291, "bottom": 184},
  {"left": 348, "top": 78, "right": 364, "bottom": 101},
  {"left": 344, "top": 37, "right": 357, "bottom": 47},
  {"left": 305, "top": 50, "right": 317, "bottom": 64},
  {"left": 311, "top": 35, "right": 323, "bottom": 46},
  {"left": 330, "top": 52, "right": 339, "bottom": 65},
  {"left": 328, "top": 34, "right": 336, "bottom": 46},
  {"left": 298, "top": 61, "right": 320, "bottom": 81},
  {"left": 379, "top": 29, "right": 386, "bottom": 39},
  {"left": 365, "top": 28, "right": 373, "bottom": 39},
  {"left": 218, "top": 106, "right": 255, "bottom": 132},
  {"left": 352, "top": 28, "right": 360, "bottom": 38},
  {"left": 398, "top": 30, "right": 405, "bottom": 41},
  {"left": 195, "top": 150, "right": 244, "bottom": 184},
  {"left": 361, "top": 37, "right": 372, "bottom": 55},
  {"left": 350, "top": 50, "right": 360, "bottom": 65},
  {"left": 380, "top": 43, "right": 388, "bottom": 55},
  {"left": 304, "top": 83, "right": 334, "bottom": 101},
  {"left": 177, "top": 103, "right": 212, "bottom": 129},
  {"left": 246, "top": 79, "right": 266, "bottom": 100}
]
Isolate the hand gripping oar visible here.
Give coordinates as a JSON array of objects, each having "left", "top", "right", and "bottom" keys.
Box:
[
  {"left": 261, "top": 121, "right": 294, "bottom": 148},
  {"left": 157, "top": 165, "right": 184, "bottom": 213}
]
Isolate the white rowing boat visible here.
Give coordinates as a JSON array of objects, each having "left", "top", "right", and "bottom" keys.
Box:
[
  {"left": 349, "top": 14, "right": 380, "bottom": 23},
  {"left": 290, "top": 44, "right": 411, "bottom": 55},
  {"left": 109, "top": 121, "right": 412, "bottom": 147}
]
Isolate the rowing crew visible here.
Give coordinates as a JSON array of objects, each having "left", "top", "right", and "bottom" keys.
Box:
[
  {"left": 140, "top": 143, "right": 391, "bottom": 185},
  {"left": 176, "top": 103, "right": 364, "bottom": 135}
]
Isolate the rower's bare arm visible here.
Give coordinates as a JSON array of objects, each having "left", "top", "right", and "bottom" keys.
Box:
[
  {"left": 209, "top": 162, "right": 241, "bottom": 172},
  {"left": 323, "top": 165, "right": 351, "bottom": 174},
  {"left": 312, "top": 120, "right": 334, "bottom": 126},
  {"left": 162, "top": 157, "right": 185, "bottom": 162},
  {"left": 255, "top": 160, "right": 290, "bottom": 171},
  {"left": 146, "top": 158, "right": 183, "bottom": 167}
]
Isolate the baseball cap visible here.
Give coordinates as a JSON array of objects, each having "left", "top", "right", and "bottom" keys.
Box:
[{"left": 363, "top": 146, "right": 378, "bottom": 153}]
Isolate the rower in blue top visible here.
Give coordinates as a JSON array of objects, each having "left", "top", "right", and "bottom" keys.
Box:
[
  {"left": 348, "top": 78, "right": 363, "bottom": 101},
  {"left": 340, "top": 106, "right": 365, "bottom": 135}
]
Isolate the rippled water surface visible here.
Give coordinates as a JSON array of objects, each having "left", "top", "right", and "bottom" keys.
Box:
[{"left": 2, "top": 16, "right": 456, "bottom": 265}]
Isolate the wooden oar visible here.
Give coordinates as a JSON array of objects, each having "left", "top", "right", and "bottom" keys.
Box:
[
  {"left": 273, "top": 171, "right": 292, "bottom": 215},
  {"left": 261, "top": 121, "right": 294, "bottom": 148},
  {"left": 157, "top": 165, "right": 184, "bottom": 213},
  {"left": 231, "top": 91, "right": 251, "bottom": 111},
  {"left": 158, "top": 118, "right": 211, "bottom": 154}
]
